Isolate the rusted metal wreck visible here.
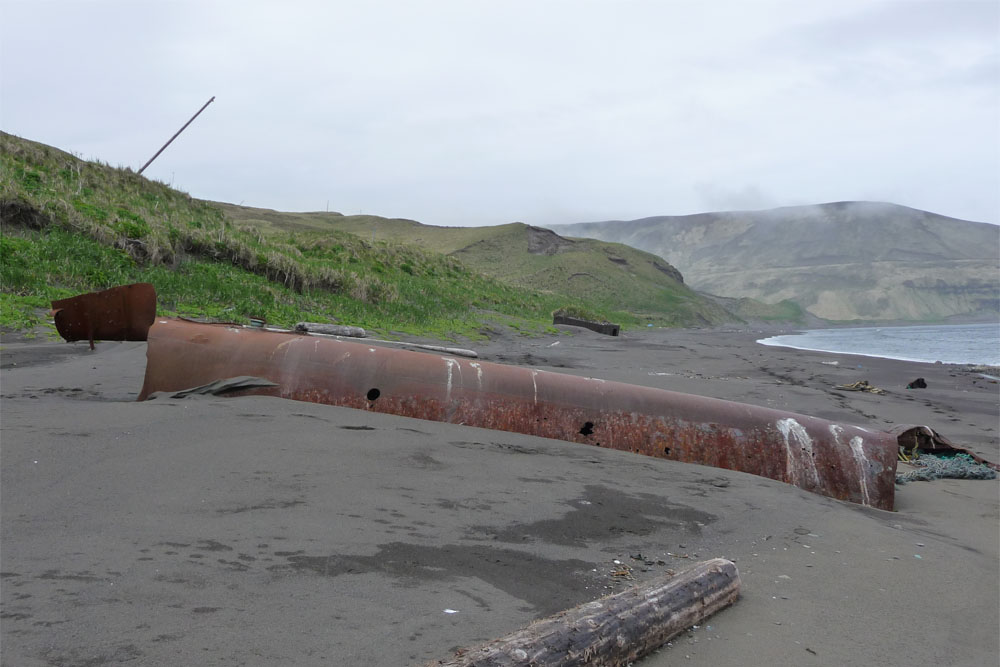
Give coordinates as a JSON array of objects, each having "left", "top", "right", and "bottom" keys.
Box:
[
  {"left": 54, "top": 284, "right": 929, "bottom": 510},
  {"left": 135, "top": 317, "right": 898, "bottom": 510},
  {"left": 50, "top": 283, "right": 157, "bottom": 350}
]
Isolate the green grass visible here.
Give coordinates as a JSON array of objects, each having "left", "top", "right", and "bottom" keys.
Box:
[
  {"left": 0, "top": 224, "right": 622, "bottom": 339},
  {"left": 1, "top": 132, "right": 629, "bottom": 338},
  {"left": 217, "top": 204, "right": 737, "bottom": 327}
]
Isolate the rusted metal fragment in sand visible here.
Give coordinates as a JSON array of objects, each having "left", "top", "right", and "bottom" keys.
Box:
[
  {"left": 51, "top": 283, "right": 157, "bottom": 350},
  {"left": 138, "top": 319, "right": 899, "bottom": 509},
  {"left": 890, "top": 424, "right": 999, "bottom": 470}
]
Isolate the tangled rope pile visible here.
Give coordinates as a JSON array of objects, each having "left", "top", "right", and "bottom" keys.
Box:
[
  {"left": 834, "top": 380, "right": 887, "bottom": 395},
  {"left": 896, "top": 453, "right": 997, "bottom": 484}
]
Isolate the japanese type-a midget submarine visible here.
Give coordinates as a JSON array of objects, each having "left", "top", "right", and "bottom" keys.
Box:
[{"left": 52, "top": 283, "right": 970, "bottom": 511}]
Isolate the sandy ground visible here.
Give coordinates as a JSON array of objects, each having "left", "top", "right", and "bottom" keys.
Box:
[{"left": 1, "top": 325, "right": 997, "bottom": 666}]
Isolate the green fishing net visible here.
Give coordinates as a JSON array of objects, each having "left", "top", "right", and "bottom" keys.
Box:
[{"left": 896, "top": 453, "right": 997, "bottom": 484}]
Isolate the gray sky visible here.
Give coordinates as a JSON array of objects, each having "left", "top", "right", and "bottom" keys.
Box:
[{"left": 2, "top": 0, "right": 998, "bottom": 226}]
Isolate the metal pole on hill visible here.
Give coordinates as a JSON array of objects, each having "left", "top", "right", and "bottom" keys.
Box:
[{"left": 137, "top": 96, "right": 215, "bottom": 175}]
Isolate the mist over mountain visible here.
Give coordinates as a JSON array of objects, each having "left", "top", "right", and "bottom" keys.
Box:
[{"left": 552, "top": 202, "right": 1000, "bottom": 322}]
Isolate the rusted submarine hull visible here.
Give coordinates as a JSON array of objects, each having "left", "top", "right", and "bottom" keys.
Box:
[{"left": 138, "top": 318, "right": 898, "bottom": 509}]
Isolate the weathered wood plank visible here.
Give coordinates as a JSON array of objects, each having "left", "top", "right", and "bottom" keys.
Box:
[{"left": 429, "top": 558, "right": 740, "bottom": 666}]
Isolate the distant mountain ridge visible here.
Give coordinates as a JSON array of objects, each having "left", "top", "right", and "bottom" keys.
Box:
[{"left": 552, "top": 202, "right": 999, "bottom": 322}]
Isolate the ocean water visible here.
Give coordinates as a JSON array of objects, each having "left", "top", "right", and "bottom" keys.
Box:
[{"left": 757, "top": 323, "right": 1000, "bottom": 366}]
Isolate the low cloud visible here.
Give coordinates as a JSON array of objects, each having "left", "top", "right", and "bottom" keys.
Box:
[
  {"left": 1, "top": 0, "right": 996, "bottom": 226},
  {"left": 694, "top": 184, "right": 780, "bottom": 213}
]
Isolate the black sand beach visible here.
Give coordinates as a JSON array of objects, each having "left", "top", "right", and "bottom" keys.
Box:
[{"left": 2, "top": 326, "right": 997, "bottom": 666}]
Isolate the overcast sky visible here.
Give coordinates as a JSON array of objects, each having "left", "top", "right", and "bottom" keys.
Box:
[{"left": 2, "top": 0, "right": 998, "bottom": 226}]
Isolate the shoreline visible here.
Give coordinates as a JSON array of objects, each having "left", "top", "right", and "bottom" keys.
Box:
[
  {"left": 2, "top": 325, "right": 997, "bottom": 666},
  {"left": 755, "top": 339, "right": 1000, "bottom": 369},
  {"left": 756, "top": 323, "right": 1000, "bottom": 369}
]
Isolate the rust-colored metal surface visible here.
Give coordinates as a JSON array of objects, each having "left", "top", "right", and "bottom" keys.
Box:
[
  {"left": 139, "top": 319, "right": 900, "bottom": 509},
  {"left": 51, "top": 283, "right": 157, "bottom": 349}
]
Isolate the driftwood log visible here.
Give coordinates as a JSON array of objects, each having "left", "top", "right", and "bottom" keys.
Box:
[
  {"left": 429, "top": 558, "right": 740, "bottom": 667},
  {"left": 552, "top": 314, "right": 620, "bottom": 337}
]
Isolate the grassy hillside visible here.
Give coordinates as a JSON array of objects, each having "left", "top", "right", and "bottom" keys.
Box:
[
  {"left": 217, "top": 204, "right": 735, "bottom": 326},
  {"left": 701, "top": 294, "right": 806, "bottom": 323},
  {"left": 0, "top": 133, "right": 624, "bottom": 338}
]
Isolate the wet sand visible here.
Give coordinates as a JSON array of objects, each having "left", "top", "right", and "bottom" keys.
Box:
[{"left": 1, "top": 326, "right": 997, "bottom": 666}]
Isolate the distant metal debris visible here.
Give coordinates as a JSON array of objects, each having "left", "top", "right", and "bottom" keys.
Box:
[
  {"left": 553, "top": 314, "right": 621, "bottom": 336},
  {"left": 51, "top": 283, "right": 157, "bottom": 350},
  {"left": 138, "top": 318, "right": 900, "bottom": 509}
]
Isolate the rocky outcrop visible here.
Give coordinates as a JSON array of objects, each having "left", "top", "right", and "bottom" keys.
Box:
[
  {"left": 526, "top": 225, "right": 575, "bottom": 256},
  {"left": 651, "top": 261, "right": 684, "bottom": 284}
]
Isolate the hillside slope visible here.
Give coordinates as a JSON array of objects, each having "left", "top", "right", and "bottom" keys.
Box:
[
  {"left": 0, "top": 132, "right": 619, "bottom": 337},
  {"left": 554, "top": 202, "right": 1000, "bottom": 322},
  {"left": 0, "top": 132, "right": 740, "bottom": 335},
  {"left": 217, "top": 204, "right": 738, "bottom": 326}
]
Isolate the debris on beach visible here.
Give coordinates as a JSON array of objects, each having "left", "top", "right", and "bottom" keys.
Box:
[
  {"left": 137, "top": 317, "right": 901, "bottom": 509},
  {"left": 896, "top": 453, "right": 997, "bottom": 484},
  {"left": 891, "top": 424, "right": 999, "bottom": 470},
  {"left": 552, "top": 312, "right": 621, "bottom": 336},
  {"left": 60, "top": 283, "right": 1000, "bottom": 511},
  {"left": 906, "top": 377, "right": 928, "bottom": 389},
  {"left": 429, "top": 559, "right": 740, "bottom": 667},
  {"left": 144, "top": 376, "right": 278, "bottom": 399},
  {"left": 50, "top": 283, "right": 156, "bottom": 350},
  {"left": 834, "top": 380, "right": 887, "bottom": 395},
  {"left": 966, "top": 365, "right": 1000, "bottom": 383},
  {"left": 294, "top": 322, "right": 478, "bottom": 358},
  {"left": 294, "top": 321, "right": 367, "bottom": 338}
]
